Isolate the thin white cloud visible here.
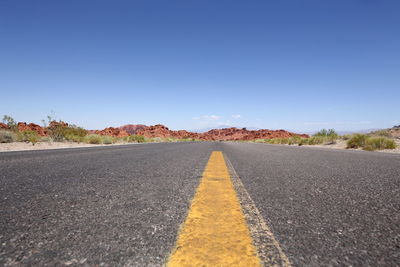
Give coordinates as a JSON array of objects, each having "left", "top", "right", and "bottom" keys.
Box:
[
  {"left": 232, "top": 114, "right": 241, "bottom": 119},
  {"left": 304, "top": 121, "right": 372, "bottom": 126},
  {"left": 304, "top": 122, "right": 329, "bottom": 125},
  {"left": 192, "top": 115, "right": 221, "bottom": 121}
]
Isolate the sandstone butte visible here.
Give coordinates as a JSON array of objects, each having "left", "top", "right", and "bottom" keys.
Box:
[{"left": 0, "top": 122, "right": 310, "bottom": 140}]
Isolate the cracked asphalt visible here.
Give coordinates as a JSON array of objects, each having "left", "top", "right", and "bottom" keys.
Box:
[{"left": 1, "top": 142, "right": 399, "bottom": 266}]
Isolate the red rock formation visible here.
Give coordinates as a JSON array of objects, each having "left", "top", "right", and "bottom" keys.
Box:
[
  {"left": 94, "top": 127, "right": 129, "bottom": 137},
  {"left": 17, "top": 122, "right": 47, "bottom": 136},
  {"left": 135, "top": 124, "right": 309, "bottom": 141},
  {"left": 48, "top": 121, "right": 69, "bottom": 129},
  {"left": 119, "top": 124, "right": 148, "bottom": 135},
  {"left": 8, "top": 120, "right": 309, "bottom": 141},
  {"left": 136, "top": 124, "right": 173, "bottom": 138},
  {"left": 0, "top": 123, "right": 9, "bottom": 129}
]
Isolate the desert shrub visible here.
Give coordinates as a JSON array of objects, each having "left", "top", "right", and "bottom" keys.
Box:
[
  {"left": 84, "top": 134, "right": 102, "bottom": 144},
  {"left": 148, "top": 137, "right": 162, "bottom": 143},
  {"left": 64, "top": 134, "right": 84, "bottom": 143},
  {"left": 288, "top": 136, "right": 302, "bottom": 145},
  {"left": 370, "top": 130, "right": 390, "bottom": 137},
  {"left": 314, "top": 129, "right": 338, "bottom": 144},
  {"left": 17, "top": 130, "right": 39, "bottom": 144},
  {"left": 46, "top": 120, "right": 87, "bottom": 142},
  {"left": 126, "top": 135, "right": 146, "bottom": 143},
  {"left": 363, "top": 137, "right": 396, "bottom": 151},
  {"left": 63, "top": 126, "right": 87, "bottom": 142},
  {"left": 266, "top": 138, "right": 281, "bottom": 144},
  {"left": 314, "top": 129, "right": 328, "bottom": 136},
  {"left": 0, "top": 130, "right": 16, "bottom": 143},
  {"left": 314, "top": 129, "right": 337, "bottom": 137},
  {"left": 346, "top": 134, "right": 368, "bottom": 149},
  {"left": 274, "top": 138, "right": 288, "bottom": 144},
  {"left": 47, "top": 122, "right": 66, "bottom": 142},
  {"left": 101, "top": 136, "right": 113, "bottom": 144},
  {"left": 298, "top": 138, "right": 309, "bottom": 146},
  {"left": 307, "top": 136, "right": 325, "bottom": 145},
  {"left": 2, "top": 115, "right": 18, "bottom": 131},
  {"left": 112, "top": 137, "right": 121, "bottom": 144}
]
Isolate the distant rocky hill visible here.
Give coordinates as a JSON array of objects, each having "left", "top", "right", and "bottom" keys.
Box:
[
  {"left": 119, "top": 124, "right": 148, "bottom": 135},
  {"left": 0, "top": 121, "right": 310, "bottom": 140},
  {"left": 134, "top": 124, "right": 309, "bottom": 141}
]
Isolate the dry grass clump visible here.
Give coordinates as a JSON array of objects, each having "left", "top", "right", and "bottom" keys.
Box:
[
  {"left": 17, "top": 130, "right": 40, "bottom": 145},
  {"left": 125, "top": 135, "right": 146, "bottom": 143},
  {"left": 84, "top": 134, "right": 102, "bottom": 144},
  {"left": 346, "top": 134, "right": 396, "bottom": 151},
  {"left": 101, "top": 136, "right": 113, "bottom": 144},
  {"left": 0, "top": 130, "right": 16, "bottom": 143}
]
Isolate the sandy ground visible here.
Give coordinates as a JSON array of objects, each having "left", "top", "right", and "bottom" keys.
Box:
[
  {"left": 2, "top": 139, "right": 400, "bottom": 154},
  {"left": 0, "top": 141, "right": 137, "bottom": 152},
  {"left": 301, "top": 139, "right": 400, "bottom": 154}
]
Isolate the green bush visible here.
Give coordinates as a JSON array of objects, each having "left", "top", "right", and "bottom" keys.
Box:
[
  {"left": 314, "top": 129, "right": 338, "bottom": 137},
  {"left": 112, "top": 137, "right": 121, "bottom": 144},
  {"left": 2, "top": 115, "right": 18, "bottom": 131},
  {"left": 346, "top": 134, "right": 368, "bottom": 149},
  {"left": 0, "top": 130, "right": 16, "bottom": 143},
  {"left": 17, "top": 130, "right": 39, "bottom": 144},
  {"left": 288, "top": 136, "right": 302, "bottom": 145},
  {"left": 308, "top": 136, "right": 325, "bottom": 145},
  {"left": 64, "top": 133, "right": 85, "bottom": 143},
  {"left": 46, "top": 120, "right": 87, "bottom": 142},
  {"left": 102, "top": 136, "right": 113, "bottom": 144},
  {"left": 63, "top": 126, "right": 87, "bottom": 142},
  {"left": 314, "top": 129, "right": 338, "bottom": 144},
  {"left": 84, "top": 134, "right": 102, "bottom": 144},
  {"left": 126, "top": 135, "right": 146, "bottom": 143},
  {"left": 363, "top": 137, "right": 396, "bottom": 151},
  {"left": 298, "top": 138, "right": 309, "bottom": 146}
]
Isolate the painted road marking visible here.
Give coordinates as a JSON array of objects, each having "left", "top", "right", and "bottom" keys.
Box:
[
  {"left": 167, "top": 151, "right": 261, "bottom": 266},
  {"left": 225, "top": 156, "right": 292, "bottom": 266}
]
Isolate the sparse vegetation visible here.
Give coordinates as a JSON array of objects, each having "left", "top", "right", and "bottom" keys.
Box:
[
  {"left": 2, "top": 115, "right": 18, "bottom": 131},
  {"left": 0, "top": 130, "right": 16, "bottom": 143},
  {"left": 346, "top": 134, "right": 368, "bottom": 149},
  {"left": 17, "top": 130, "right": 40, "bottom": 145},
  {"left": 125, "top": 135, "right": 146, "bottom": 143},
  {"left": 313, "top": 129, "right": 339, "bottom": 144},
  {"left": 307, "top": 136, "right": 325, "bottom": 145},
  {"left": 346, "top": 134, "right": 396, "bottom": 151},
  {"left": 101, "top": 136, "right": 113, "bottom": 144},
  {"left": 370, "top": 130, "right": 391, "bottom": 137},
  {"left": 254, "top": 128, "right": 397, "bottom": 152},
  {"left": 84, "top": 134, "right": 102, "bottom": 144}
]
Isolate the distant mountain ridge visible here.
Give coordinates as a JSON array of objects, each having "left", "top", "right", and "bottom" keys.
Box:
[
  {"left": 193, "top": 125, "right": 260, "bottom": 133},
  {"left": 120, "top": 124, "right": 309, "bottom": 141},
  {"left": 0, "top": 122, "right": 309, "bottom": 140}
]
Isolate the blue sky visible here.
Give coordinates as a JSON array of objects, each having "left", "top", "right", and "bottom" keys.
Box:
[{"left": 1, "top": 0, "right": 399, "bottom": 132}]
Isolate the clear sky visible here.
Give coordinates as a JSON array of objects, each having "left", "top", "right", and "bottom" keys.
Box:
[{"left": 1, "top": 0, "right": 399, "bottom": 132}]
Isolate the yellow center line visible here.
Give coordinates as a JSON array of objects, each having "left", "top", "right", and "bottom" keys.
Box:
[{"left": 167, "top": 151, "right": 261, "bottom": 266}]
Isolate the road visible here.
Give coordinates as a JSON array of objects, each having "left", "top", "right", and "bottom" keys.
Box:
[{"left": 1, "top": 142, "right": 399, "bottom": 266}]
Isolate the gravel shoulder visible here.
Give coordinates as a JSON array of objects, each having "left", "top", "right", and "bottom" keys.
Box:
[
  {"left": 278, "top": 139, "right": 400, "bottom": 154},
  {"left": 0, "top": 141, "right": 143, "bottom": 152}
]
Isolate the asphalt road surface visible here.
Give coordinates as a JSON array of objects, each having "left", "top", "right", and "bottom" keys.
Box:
[{"left": 1, "top": 142, "right": 399, "bottom": 266}]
